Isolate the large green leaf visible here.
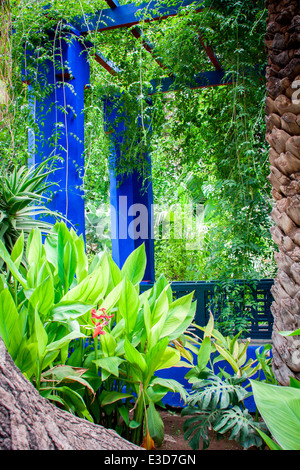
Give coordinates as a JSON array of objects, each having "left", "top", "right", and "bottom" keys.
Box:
[
  {"left": 27, "top": 275, "right": 54, "bottom": 318},
  {"left": 100, "top": 279, "right": 124, "bottom": 313},
  {"left": 46, "top": 330, "right": 87, "bottom": 353},
  {"left": 255, "top": 429, "right": 282, "bottom": 450},
  {"left": 41, "top": 365, "right": 95, "bottom": 398},
  {"left": 14, "top": 340, "right": 39, "bottom": 378},
  {"left": 197, "top": 336, "right": 211, "bottom": 372},
  {"left": 121, "top": 244, "right": 146, "bottom": 286},
  {"left": 50, "top": 301, "right": 94, "bottom": 322},
  {"left": 71, "top": 230, "right": 88, "bottom": 283},
  {"left": 124, "top": 337, "right": 147, "bottom": 376},
  {"left": 107, "top": 254, "right": 123, "bottom": 292},
  {"left": 143, "top": 298, "right": 151, "bottom": 339},
  {"left": 146, "top": 401, "right": 164, "bottom": 446},
  {"left": 168, "top": 299, "right": 196, "bottom": 341},
  {"left": 100, "top": 331, "right": 118, "bottom": 357},
  {"left": 0, "top": 239, "right": 27, "bottom": 288},
  {"left": 155, "top": 346, "right": 181, "bottom": 371},
  {"left": 94, "top": 356, "right": 124, "bottom": 377},
  {"left": 99, "top": 390, "right": 133, "bottom": 406},
  {"left": 118, "top": 277, "right": 139, "bottom": 335},
  {"left": 150, "top": 377, "right": 187, "bottom": 403},
  {"left": 10, "top": 232, "right": 24, "bottom": 269},
  {"left": 33, "top": 307, "right": 48, "bottom": 360},
  {"left": 151, "top": 287, "right": 169, "bottom": 326},
  {"left": 61, "top": 261, "right": 109, "bottom": 304},
  {"left": 58, "top": 223, "right": 78, "bottom": 293},
  {"left": 0, "top": 288, "right": 22, "bottom": 359},
  {"left": 160, "top": 292, "right": 194, "bottom": 340},
  {"left": 251, "top": 380, "right": 300, "bottom": 450},
  {"left": 145, "top": 337, "right": 169, "bottom": 380},
  {"left": 26, "top": 228, "right": 43, "bottom": 269},
  {"left": 148, "top": 292, "right": 169, "bottom": 349},
  {"left": 52, "top": 385, "right": 93, "bottom": 420}
]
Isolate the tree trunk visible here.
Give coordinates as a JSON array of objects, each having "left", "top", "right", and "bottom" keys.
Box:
[
  {"left": 0, "top": 337, "right": 141, "bottom": 450},
  {"left": 265, "top": 0, "right": 300, "bottom": 385}
]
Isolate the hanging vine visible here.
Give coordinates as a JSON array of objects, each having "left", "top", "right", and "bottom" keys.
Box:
[{"left": 2, "top": 0, "right": 277, "bottom": 280}]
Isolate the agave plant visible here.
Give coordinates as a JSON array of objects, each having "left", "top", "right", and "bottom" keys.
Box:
[{"left": 0, "top": 157, "right": 61, "bottom": 256}]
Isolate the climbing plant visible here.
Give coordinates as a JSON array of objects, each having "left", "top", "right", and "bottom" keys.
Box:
[{"left": 1, "top": 0, "right": 276, "bottom": 281}]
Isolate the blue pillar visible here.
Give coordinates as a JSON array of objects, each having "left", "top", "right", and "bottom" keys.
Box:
[
  {"left": 25, "top": 29, "right": 90, "bottom": 237},
  {"left": 103, "top": 95, "right": 155, "bottom": 282}
]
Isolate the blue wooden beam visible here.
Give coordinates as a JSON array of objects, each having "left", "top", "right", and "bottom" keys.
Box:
[
  {"left": 73, "top": 0, "right": 206, "bottom": 33},
  {"left": 149, "top": 69, "right": 232, "bottom": 94},
  {"left": 67, "top": 22, "right": 120, "bottom": 75},
  {"left": 103, "top": 0, "right": 167, "bottom": 69}
]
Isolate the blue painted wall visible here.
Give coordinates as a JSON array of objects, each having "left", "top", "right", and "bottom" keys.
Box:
[
  {"left": 157, "top": 345, "right": 272, "bottom": 412},
  {"left": 26, "top": 31, "right": 90, "bottom": 238},
  {"left": 103, "top": 95, "right": 155, "bottom": 281}
]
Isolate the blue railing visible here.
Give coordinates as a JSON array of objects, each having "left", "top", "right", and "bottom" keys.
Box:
[{"left": 141, "top": 279, "right": 274, "bottom": 340}]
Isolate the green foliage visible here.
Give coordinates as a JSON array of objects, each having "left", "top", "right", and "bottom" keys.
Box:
[
  {"left": 190, "top": 314, "right": 265, "bottom": 379},
  {"left": 251, "top": 328, "right": 300, "bottom": 450},
  {"left": 0, "top": 158, "right": 60, "bottom": 257},
  {"left": 2, "top": 0, "right": 276, "bottom": 284},
  {"left": 149, "top": 0, "right": 275, "bottom": 281},
  {"left": 85, "top": 203, "right": 111, "bottom": 259},
  {"left": 251, "top": 380, "right": 300, "bottom": 451},
  {"left": 182, "top": 314, "right": 274, "bottom": 450},
  {"left": 0, "top": 0, "right": 289, "bottom": 451},
  {"left": 207, "top": 280, "right": 257, "bottom": 337},
  {"left": 182, "top": 374, "right": 266, "bottom": 450},
  {"left": 0, "top": 223, "right": 195, "bottom": 447}
]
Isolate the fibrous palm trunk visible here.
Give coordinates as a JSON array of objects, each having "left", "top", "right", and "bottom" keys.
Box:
[
  {"left": 0, "top": 337, "right": 141, "bottom": 450},
  {"left": 265, "top": 0, "right": 300, "bottom": 385}
]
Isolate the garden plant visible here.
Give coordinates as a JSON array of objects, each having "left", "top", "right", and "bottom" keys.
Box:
[
  {"left": 181, "top": 314, "right": 274, "bottom": 450},
  {"left": 0, "top": 223, "right": 195, "bottom": 447},
  {"left": 0, "top": 0, "right": 300, "bottom": 453}
]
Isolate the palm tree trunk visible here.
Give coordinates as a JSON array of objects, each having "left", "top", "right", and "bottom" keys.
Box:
[
  {"left": 0, "top": 336, "right": 141, "bottom": 450},
  {"left": 265, "top": 0, "right": 300, "bottom": 385}
]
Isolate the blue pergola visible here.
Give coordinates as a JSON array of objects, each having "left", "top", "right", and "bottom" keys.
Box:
[{"left": 26, "top": 0, "right": 231, "bottom": 281}]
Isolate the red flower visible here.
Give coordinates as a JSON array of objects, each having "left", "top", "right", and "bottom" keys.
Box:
[
  {"left": 93, "top": 322, "right": 106, "bottom": 338},
  {"left": 91, "top": 307, "right": 113, "bottom": 323},
  {"left": 91, "top": 307, "right": 114, "bottom": 338}
]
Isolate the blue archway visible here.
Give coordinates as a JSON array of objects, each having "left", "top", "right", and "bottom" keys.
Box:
[{"left": 25, "top": 0, "right": 233, "bottom": 281}]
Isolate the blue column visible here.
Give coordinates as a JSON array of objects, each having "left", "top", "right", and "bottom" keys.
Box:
[
  {"left": 103, "top": 95, "right": 155, "bottom": 282},
  {"left": 25, "top": 29, "right": 90, "bottom": 238}
]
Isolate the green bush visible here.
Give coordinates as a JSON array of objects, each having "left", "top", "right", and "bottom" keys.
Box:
[
  {"left": 0, "top": 222, "right": 195, "bottom": 447},
  {"left": 0, "top": 158, "right": 59, "bottom": 257},
  {"left": 182, "top": 315, "right": 273, "bottom": 450}
]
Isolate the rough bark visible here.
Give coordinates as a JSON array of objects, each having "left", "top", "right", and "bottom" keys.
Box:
[
  {"left": 0, "top": 337, "right": 141, "bottom": 451},
  {"left": 265, "top": 0, "right": 300, "bottom": 385}
]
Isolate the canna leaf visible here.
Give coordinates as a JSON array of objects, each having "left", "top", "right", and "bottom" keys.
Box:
[
  {"left": 146, "top": 401, "right": 164, "bottom": 446},
  {"left": 214, "top": 343, "right": 240, "bottom": 374},
  {"left": 99, "top": 390, "right": 133, "bottom": 406},
  {"left": 10, "top": 232, "right": 24, "bottom": 269},
  {"left": 197, "top": 336, "right": 211, "bottom": 372},
  {"left": 251, "top": 380, "right": 300, "bottom": 450},
  {"left": 94, "top": 356, "right": 124, "bottom": 377},
  {"left": 45, "top": 330, "right": 86, "bottom": 353},
  {"left": 0, "top": 288, "right": 22, "bottom": 359},
  {"left": 118, "top": 277, "right": 139, "bottom": 335},
  {"left": 121, "top": 244, "right": 146, "bottom": 286},
  {"left": 124, "top": 337, "right": 147, "bottom": 375},
  {"left": 0, "top": 239, "right": 27, "bottom": 288}
]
